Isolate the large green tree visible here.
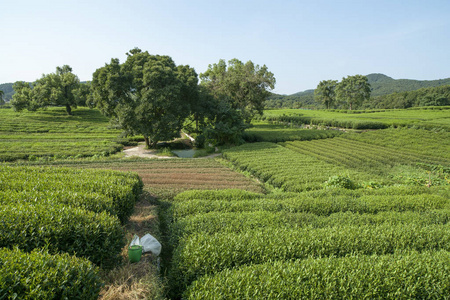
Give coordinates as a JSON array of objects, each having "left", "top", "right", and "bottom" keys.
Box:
[
  {"left": 11, "top": 65, "right": 81, "bottom": 115},
  {"left": 335, "top": 75, "right": 371, "bottom": 110},
  {"left": 91, "top": 48, "right": 197, "bottom": 148},
  {"left": 200, "top": 59, "right": 275, "bottom": 123},
  {"left": 0, "top": 90, "right": 4, "bottom": 105},
  {"left": 314, "top": 79, "right": 338, "bottom": 109}
]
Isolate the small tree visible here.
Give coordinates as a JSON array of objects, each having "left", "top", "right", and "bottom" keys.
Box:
[
  {"left": 11, "top": 65, "right": 81, "bottom": 115},
  {"left": 314, "top": 80, "right": 337, "bottom": 109},
  {"left": 335, "top": 75, "right": 371, "bottom": 110},
  {"left": 0, "top": 90, "right": 4, "bottom": 105}
]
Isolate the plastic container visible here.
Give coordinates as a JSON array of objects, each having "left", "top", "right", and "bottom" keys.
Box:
[{"left": 128, "top": 245, "right": 143, "bottom": 263}]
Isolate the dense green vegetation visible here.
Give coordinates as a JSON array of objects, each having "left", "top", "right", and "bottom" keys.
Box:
[{"left": 0, "top": 107, "right": 131, "bottom": 162}]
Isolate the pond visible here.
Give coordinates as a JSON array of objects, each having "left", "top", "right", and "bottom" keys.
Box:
[{"left": 172, "top": 149, "right": 197, "bottom": 158}]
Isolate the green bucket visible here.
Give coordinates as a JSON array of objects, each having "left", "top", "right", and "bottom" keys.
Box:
[{"left": 128, "top": 245, "right": 143, "bottom": 263}]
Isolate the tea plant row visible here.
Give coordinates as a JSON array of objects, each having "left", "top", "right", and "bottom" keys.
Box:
[{"left": 0, "top": 165, "right": 143, "bottom": 298}]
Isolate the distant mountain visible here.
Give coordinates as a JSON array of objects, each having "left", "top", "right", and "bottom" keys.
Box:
[
  {"left": 0, "top": 83, "right": 15, "bottom": 102},
  {"left": 265, "top": 73, "right": 450, "bottom": 109},
  {"left": 366, "top": 73, "right": 450, "bottom": 97}
]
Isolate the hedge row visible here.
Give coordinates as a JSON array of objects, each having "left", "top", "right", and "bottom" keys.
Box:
[
  {"left": 0, "top": 247, "right": 102, "bottom": 300},
  {"left": 185, "top": 251, "right": 450, "bottom": 299},
  {"left": 169, "top": 223, "right": 450, "bottom": 292},
  {"left": 171, "top": 209, "right": 450, "bottom": 243},
  {"left": 0, "top": 202, "right": 124, "bottom": 269},
  {"left": 171, "top": 192, "right": 449, "bottom": 219},
  {"left": 0, "top": 165, "right": 143, "bottom": 223}
]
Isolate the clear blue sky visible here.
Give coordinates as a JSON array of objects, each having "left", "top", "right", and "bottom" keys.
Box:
[{"left": 1, "top": 0, "right": 449, "bottom": 95}]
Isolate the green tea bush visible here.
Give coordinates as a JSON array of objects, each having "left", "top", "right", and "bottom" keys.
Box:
[
  {"left": 0, "top": 247, "right": 102, "bottom": 299},
  {"left": 174, "top": 189, "right": 264, "bottom": 202},
  {"left": 185, "top": 251, "right": 450, "bottom": 299},
  {"left": 0, "top": 203, "right": 125, "bottom": 269},
  {"left": 169, "top": 223, "right": 450, "bottom": 292}
]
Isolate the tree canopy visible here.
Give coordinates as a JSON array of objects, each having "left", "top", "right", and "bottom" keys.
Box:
[
  {"left": 335, "top": 75, "right": 371, "bottom": 110},
  {"left": 200, "top": 59, "right": 275, "bottom": 123},
  {"left": 91, "top": 48, "right": 198, "bottom": 148},
  {"left": 314, "top": 80, "right": 338, "bottom": 109},
  {"left": 11, "top": 65, "right": 83, "bottom": 115}
]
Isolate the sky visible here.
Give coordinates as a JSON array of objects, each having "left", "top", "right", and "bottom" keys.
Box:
[{"left": 1, "top": 0, "right": 449, "bottom": 95}]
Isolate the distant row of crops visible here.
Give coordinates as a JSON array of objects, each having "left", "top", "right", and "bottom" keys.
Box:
[
  {"left": 0, "top": 165, "right": 142, "bottom": 298},
  {"left": 167, "top": 188, "right": 450, "bottom": 298},
  {"left": 261, "top": 107, "right": 450, "bottom": 131}
]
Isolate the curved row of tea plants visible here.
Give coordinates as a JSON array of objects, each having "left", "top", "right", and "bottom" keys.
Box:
[
  {"left": 185, "top": 250, "right": 450, "bottom": 299},
  {"left": 222, "top": 142, "right": 383, "bottom": 192}
]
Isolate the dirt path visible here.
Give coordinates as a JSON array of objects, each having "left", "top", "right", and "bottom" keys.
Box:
[
  {"left": 123, "top": 144, "right": 176, "bottom": 159},
  {"left": 123, "top": 143, "right": 221, "bottom": 159}
]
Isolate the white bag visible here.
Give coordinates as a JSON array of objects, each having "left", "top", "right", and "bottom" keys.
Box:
[
  {"left": 129, "top": 233, "right": 161, "bottom": 256},
  {"left": 140, "top": 233, "right": 162, "bottom": 256}
]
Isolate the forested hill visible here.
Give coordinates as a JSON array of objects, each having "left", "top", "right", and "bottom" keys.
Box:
[
  {"left": 265, "top": 73, "right": 450, "bottom": 109},
  {"left": 367, "top": 73, "right": 450, "bottom": 96},
  {"left": 0, "top": 83, "right": 15, "bottom": 101}
]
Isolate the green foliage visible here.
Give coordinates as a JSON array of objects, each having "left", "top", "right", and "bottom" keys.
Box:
[
  {"left": 324, "top": 175, "right": 357, "bottom": 189},
  {"left": 0, "top": 247, "right": 102, "bottom": 299},
  {"left": 11, "top": 65, "right": 82, "bottom": 115},
  {"left": 92, "top": 48, "right": 197, "bottom": 148},
  {"left": 314, "top": 79, "right": 337, "bottom": 109},
  {"left": 200, "top": 58, "right": 276, "bottom": 123},
  {"left": 335, "top": 74, "right": 371, "bottom": 110},
  {"left": 185, "top": 251, "right": 450, "bottom": 299}
]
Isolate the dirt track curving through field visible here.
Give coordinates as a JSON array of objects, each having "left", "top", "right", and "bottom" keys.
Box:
[{"left": 123, "top": 143, "right": 221, "bottom": 159}]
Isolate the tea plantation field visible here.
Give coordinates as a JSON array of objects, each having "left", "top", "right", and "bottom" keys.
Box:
[
  {"left": 0, "top": 107, "right": 129, "bottom": 162},
  {"left": 1, "top": 107, "right": 449, "bottom": 299}
]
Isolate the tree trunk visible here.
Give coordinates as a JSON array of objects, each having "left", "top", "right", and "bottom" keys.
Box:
[
  {"left": 65, "top": 104, "right": 72, "bottom": 115},
  {"left": 144, "top": 136, "right": 150, "bottom": 149}
]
